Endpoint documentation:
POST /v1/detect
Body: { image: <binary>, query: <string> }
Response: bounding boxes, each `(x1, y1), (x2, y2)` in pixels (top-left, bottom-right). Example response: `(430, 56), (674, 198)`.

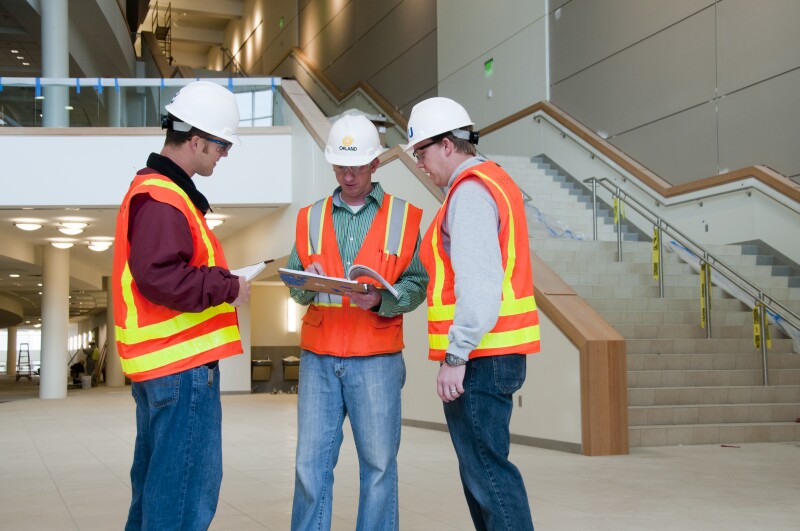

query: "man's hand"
(348, 284), (382, 311)
(306, 262), (325, 276)
(437, 364), (466, 403)
(231, 276), (251, 307)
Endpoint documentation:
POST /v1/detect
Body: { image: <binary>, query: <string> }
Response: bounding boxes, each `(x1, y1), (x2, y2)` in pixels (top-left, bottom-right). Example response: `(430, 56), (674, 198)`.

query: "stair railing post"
(759, 298), (770, 386)
(615, 186), (622, 262)
(657, 223), (664, 299)
(590, 178), (598, 241)
(703, 257), (712, 339)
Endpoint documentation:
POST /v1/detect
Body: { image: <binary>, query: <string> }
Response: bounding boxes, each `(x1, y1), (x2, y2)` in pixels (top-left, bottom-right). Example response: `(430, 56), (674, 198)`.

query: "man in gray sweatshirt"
(404, 97), (540, 531)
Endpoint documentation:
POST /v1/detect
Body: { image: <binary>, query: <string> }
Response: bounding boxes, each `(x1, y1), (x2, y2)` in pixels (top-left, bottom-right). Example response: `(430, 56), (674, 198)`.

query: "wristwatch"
(444, 353), (468, 367)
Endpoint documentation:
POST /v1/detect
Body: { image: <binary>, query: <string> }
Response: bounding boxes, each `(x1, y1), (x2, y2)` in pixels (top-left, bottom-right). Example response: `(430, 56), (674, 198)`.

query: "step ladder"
(16, 342), (33, 382)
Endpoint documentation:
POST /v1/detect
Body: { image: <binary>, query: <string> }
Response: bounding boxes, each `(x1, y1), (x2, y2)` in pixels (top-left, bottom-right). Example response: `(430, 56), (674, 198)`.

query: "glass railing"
(0, 77), (281, 128)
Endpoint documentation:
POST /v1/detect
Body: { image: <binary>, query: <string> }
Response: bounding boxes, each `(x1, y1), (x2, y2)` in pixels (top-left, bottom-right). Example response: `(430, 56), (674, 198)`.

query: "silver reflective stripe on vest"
(385, 196), (407, 254)
(308, 199), (326, 255)
(313, 292), (343, 306)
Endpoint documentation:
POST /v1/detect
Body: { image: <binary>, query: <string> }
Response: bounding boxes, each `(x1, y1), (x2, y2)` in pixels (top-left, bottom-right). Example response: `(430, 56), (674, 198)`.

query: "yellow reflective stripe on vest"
(473, 169), (517, 302)
(430, 223), (446, 307)
(428, 295), (537, 322)
(116, 303), (237, 344)
(140, 178), (217, 266)
(121, 263), (139, 330)
(429, 325), (540, 351)
(119, 325), (240, 374)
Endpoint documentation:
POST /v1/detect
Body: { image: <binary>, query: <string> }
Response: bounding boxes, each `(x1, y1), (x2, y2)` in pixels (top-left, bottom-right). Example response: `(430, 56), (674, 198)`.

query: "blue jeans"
(443, 355), (534, 531)
(126, 364), (222, 531)
(291, 350), (405, 531)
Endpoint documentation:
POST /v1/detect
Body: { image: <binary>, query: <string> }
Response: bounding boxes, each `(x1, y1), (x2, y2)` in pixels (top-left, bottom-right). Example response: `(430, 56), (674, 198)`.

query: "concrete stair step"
(575, 284), (738, 300)
(605, 309), (752, 325)
(628, 421), (800, 447)
(627, 352), (800, 372)
(628, 402), (800, 426)
(627, 368), (800, 387)
(616, 323), (764, 340)
(626, 337), (795, 355)
(587, 297), (747, 312)
(628, 385), (800, 406)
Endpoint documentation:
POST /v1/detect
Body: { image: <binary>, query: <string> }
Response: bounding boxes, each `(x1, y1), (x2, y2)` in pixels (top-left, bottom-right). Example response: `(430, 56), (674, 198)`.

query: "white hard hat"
(325, 114), (385, 165)
(402, 97), (474, 152)
(165, 81), (241, 145)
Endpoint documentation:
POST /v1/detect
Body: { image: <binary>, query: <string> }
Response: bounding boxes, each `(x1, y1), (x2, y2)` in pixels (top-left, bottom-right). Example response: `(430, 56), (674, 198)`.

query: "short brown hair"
(164, 114), (203, 147)
(442, 127), (477, 156)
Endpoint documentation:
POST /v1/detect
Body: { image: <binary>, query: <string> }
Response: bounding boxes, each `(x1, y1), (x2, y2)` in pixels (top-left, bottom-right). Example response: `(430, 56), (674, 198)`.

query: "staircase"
(492, 154), (800, 447)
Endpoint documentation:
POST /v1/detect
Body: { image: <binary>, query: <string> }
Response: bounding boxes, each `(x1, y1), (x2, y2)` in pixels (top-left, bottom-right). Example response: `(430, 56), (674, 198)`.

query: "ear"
(189, 135), (203, 152)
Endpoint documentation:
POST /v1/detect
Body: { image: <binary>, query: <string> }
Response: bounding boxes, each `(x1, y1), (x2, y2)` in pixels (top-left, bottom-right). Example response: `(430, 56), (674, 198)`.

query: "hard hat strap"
(161, 114), (193, 133)
(451, 128), (480, 145)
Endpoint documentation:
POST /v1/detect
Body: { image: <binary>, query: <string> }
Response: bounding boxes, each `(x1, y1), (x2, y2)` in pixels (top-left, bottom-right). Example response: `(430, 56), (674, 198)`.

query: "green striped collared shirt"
(286, 182), (428, 317)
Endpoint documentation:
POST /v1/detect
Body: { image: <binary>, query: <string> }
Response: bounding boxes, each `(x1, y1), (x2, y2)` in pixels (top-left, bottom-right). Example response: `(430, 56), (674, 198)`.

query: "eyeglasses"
(333, 164), (371, 176)
(200, 136), (233, 154)
(412, 140), (440, 161)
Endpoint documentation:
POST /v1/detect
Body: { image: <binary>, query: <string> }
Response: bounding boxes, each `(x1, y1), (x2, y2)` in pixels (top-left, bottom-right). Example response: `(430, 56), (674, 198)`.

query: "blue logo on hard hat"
(408, 127), (413, 139)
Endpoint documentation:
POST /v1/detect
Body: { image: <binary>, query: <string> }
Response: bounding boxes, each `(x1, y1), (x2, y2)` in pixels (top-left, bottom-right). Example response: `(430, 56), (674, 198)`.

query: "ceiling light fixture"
(58, 221), (88, 235)
(51, 242), (74, 249)
(14, 222), (42, 231)
(88, 241), (113, 252)
(206, 219), (224, 229)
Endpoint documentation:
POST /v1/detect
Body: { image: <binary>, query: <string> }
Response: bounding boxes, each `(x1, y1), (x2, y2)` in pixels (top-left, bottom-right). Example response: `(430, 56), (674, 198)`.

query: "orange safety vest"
(295, 193), (422, 356)
(420, 161), (540, 361)
(112, 172), (243, 381)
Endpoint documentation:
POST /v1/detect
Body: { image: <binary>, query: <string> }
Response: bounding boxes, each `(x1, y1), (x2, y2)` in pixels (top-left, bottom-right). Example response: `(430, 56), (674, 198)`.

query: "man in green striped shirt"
(286, 114), (427, 531)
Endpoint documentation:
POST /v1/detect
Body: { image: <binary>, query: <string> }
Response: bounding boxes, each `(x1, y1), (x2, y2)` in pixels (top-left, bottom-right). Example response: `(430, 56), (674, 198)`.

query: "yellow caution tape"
(652, 228), (659, 280)
(700, 263), (707, 329)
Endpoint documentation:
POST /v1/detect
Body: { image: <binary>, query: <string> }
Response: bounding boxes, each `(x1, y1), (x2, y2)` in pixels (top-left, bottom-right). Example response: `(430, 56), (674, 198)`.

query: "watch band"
(445, 353), (468, 367)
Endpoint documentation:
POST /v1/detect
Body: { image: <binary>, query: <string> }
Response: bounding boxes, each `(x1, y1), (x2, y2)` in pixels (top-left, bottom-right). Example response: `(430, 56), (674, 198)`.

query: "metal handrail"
(531, 111), (800, 218)
(585, 176), (800, 385)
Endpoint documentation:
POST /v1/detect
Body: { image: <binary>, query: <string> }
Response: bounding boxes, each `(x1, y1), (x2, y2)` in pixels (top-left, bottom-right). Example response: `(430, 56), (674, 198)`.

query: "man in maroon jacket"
(115, 81), (250, 531)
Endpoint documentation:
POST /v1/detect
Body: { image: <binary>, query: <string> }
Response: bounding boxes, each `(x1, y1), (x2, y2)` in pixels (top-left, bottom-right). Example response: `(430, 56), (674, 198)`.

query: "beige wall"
(437, 0), (548, 128)
(218, 0), (437, 116)
(549, 0), (800, 183)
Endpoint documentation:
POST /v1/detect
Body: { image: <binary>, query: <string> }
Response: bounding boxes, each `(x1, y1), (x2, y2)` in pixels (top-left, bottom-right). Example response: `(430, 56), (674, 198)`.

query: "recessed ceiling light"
(22, 62), (30, 66)
(60, 222), (88, 229)
(58, 221), (88, 235)
(14, 222), (42, 231)
(16, 56), (23, 60)
(88, 241), (113, 252)
(11, 49), (18, 53)
(9, 274), (20, 278)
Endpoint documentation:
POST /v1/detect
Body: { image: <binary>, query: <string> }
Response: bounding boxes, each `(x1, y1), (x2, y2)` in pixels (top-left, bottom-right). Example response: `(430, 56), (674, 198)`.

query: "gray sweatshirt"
(441, 157), (505, 362)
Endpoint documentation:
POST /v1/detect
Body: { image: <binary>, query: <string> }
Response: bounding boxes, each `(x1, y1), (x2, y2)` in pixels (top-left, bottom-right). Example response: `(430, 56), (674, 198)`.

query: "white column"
(42, 0), (69, 128)
(6, 327), (17, 376)
(104, 277), (124, 387)
(107, 89), (122, 127)
(220, 305), (251, 393)
(40, 245), (70, 399)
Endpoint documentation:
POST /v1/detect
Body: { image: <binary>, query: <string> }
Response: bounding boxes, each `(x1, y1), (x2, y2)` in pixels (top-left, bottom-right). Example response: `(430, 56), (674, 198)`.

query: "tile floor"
(1, 376), (799, 530)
